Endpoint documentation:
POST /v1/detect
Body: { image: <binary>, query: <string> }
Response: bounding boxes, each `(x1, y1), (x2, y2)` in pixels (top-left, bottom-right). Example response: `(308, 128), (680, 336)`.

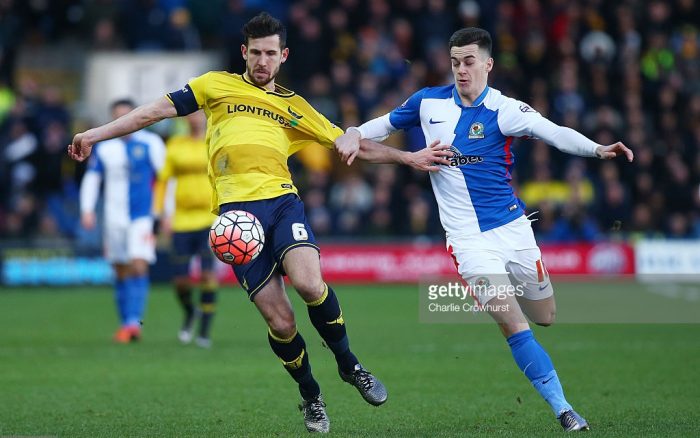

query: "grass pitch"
(0, 283), (698, 437)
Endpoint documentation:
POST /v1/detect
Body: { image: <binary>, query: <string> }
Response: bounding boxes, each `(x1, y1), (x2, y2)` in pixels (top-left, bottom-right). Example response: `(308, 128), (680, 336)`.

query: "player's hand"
(68, 131), (95, 162)
(402, 140), (453, 172)
(335, 128), (361, 166)
(595, 142), (633, 162)
(81, 212), (96, 230)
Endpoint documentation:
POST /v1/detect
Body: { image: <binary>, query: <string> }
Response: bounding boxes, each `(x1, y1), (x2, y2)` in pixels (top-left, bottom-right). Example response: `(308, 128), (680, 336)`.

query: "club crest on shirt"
(468, 122), (485, 139)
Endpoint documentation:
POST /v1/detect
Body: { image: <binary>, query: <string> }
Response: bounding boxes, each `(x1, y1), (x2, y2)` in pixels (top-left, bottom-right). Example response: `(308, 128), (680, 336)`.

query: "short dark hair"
(448, 27), (492, 55)
(242, 12), (287, 48)
(110, 98), (135, 111)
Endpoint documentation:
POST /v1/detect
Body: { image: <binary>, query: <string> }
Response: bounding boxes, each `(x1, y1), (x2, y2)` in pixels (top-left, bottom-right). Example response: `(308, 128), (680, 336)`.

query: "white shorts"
(104, 217), (156, 264)
(447, 215), (553, 304)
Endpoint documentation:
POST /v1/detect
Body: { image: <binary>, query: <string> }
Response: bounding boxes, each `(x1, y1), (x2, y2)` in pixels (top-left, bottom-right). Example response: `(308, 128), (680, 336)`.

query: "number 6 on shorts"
(292, 223), (308, 241)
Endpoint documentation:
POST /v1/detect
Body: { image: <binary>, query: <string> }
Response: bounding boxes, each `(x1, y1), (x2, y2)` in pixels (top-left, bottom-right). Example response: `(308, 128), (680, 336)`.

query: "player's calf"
(305, 283), (358, 373)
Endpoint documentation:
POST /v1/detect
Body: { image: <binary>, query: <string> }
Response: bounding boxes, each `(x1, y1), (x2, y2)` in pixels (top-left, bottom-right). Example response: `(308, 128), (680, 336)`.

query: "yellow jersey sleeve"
(187, 73), (209, 109)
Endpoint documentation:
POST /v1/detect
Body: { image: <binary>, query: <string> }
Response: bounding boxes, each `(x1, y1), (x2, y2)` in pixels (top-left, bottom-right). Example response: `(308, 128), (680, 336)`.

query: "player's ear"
(485, 57), (494, 73)
(280, 47), (289, 64)
(241, 44), (248, 60)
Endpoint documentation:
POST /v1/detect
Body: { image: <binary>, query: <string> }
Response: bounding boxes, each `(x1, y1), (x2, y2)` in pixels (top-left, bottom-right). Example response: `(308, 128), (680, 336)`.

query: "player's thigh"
(450, 244), (529, 334)
(219, 200), (277, 299)
(508, 248), (556, 325)
(127, 217), (156, 264)
(507, 248), (554, 300)
(104, 225), (129, 264)
(170, 231), (195, 277)
(449, 244), (508, 305)
(271, 195), (319, 262)
(252, 274), (296, 338)
(282, 246), (324, 301)
(271, 196), (322, 300)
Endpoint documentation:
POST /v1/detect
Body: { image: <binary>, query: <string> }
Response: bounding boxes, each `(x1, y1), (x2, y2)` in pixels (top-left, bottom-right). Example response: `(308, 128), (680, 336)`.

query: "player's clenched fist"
(67, 131), (94, 162)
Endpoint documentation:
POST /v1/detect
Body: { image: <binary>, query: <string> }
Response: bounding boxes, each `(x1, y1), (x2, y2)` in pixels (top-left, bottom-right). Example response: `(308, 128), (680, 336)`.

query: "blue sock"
(132, 274), (150, 324)
(114, 279), (128, 324)
(507, 329), (572, 416)
(123, 276), (140, 326)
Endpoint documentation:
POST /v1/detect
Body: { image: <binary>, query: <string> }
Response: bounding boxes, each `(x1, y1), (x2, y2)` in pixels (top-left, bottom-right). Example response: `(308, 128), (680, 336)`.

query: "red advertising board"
(213, 242), (635, 284)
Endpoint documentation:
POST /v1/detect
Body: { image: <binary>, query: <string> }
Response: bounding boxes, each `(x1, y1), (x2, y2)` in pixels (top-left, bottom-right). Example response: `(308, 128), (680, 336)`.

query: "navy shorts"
(219, 194), (318, 300)
(170, 228), (215, 277)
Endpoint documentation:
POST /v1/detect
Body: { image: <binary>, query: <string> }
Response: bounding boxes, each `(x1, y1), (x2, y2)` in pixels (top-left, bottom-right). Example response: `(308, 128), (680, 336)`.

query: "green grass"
(0, 283), (698, 437)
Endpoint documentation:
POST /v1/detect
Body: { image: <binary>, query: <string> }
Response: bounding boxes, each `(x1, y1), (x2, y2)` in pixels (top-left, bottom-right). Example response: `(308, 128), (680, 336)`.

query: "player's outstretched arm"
(528, 118), (634, 163)
(358, 139), (453, 172)
(68, 97), (177, 162)
(336, 114), (396, 165)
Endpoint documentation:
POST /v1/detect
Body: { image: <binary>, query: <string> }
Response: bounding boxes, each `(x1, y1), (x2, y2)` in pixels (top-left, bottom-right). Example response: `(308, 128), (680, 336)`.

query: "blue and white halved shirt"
(387, 85), (545, 237)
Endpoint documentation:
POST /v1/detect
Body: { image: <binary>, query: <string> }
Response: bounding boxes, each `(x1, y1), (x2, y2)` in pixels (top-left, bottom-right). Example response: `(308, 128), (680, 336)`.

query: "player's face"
(241, 35), (289, 89)
(450, 44), (493, 103)
(111, 104), (134, 120)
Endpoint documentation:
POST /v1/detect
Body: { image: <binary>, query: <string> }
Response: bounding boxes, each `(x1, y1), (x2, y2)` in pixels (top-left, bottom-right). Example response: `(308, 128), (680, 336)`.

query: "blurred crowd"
(1, 0), (699, 242)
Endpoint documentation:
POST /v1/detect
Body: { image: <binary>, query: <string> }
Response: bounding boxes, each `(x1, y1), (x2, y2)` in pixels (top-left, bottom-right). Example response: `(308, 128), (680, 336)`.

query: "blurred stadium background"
(0, 0), (699, 285)
(1, 0), (699, 436)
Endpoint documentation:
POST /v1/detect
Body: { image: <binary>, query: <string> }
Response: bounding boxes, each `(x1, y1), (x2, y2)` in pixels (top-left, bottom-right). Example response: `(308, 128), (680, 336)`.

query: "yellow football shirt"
(166, 72), (343, 212)
(154, 135), (215, 232)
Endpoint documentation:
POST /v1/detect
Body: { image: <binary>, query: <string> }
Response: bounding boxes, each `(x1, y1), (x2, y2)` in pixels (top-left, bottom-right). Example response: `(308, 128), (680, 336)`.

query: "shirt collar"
(452, 85), (490, 107)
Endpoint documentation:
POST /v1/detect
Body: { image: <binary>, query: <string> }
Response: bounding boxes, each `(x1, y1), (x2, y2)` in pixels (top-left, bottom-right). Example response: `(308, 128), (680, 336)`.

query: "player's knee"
(174, 276), (191, 289)
(534, 310), (556, 327)
(290, 277), (325, 302)
(268, 317), (297, 340)
(130, 259), (149, 276)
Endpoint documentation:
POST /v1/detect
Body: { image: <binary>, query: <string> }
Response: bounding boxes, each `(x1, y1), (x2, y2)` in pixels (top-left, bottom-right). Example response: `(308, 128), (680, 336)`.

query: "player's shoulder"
(484, 87), (536, 114)
(191, 71), (244, 92)
(418, 84), (454, 100)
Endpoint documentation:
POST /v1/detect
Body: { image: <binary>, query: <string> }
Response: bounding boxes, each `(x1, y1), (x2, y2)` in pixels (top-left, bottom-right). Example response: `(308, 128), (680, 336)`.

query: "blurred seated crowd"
(1, 0), (699, 242)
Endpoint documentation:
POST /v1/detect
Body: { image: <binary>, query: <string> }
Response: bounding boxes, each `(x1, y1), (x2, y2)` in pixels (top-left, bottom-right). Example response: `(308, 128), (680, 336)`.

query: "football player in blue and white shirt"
(80, 99), (165, 343)
(336, 28), (633, 432)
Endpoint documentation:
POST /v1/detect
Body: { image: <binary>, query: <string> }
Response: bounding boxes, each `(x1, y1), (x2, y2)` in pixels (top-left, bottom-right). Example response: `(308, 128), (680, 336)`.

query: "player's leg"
(112, 263), (129, 323)
(220, 198), (328, 432)
(507, 243), (588, 430)
(452, 240), (587, 431)
(252, 274), (328, 433)
(196, 229), (218, 347)
(282, 246), (358, 372)
(124, 217), (156, 340)
(275, 195), (386, 406)
(509, 251), (556, 326)
(105, 225), (134, 342)
(170, 231), (197, 343)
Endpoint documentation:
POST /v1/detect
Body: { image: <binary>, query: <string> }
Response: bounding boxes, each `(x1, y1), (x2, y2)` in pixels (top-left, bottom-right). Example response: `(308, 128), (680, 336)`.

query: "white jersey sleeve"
(498, 97), (599, 157)
(147, 133), (166, 172)
(79, 146), (104, 214)
(354, 113), (395, 141)
(80, 171), (102, 214)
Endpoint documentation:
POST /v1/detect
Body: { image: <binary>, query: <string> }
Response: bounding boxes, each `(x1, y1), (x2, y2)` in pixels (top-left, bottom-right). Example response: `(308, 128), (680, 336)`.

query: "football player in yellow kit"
(66, 12), (450, 433)
(154, 111), (218, 348)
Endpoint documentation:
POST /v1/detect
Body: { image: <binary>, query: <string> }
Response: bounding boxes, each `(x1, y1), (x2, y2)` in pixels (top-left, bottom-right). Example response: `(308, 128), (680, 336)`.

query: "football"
(209, 210), (265, 265)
